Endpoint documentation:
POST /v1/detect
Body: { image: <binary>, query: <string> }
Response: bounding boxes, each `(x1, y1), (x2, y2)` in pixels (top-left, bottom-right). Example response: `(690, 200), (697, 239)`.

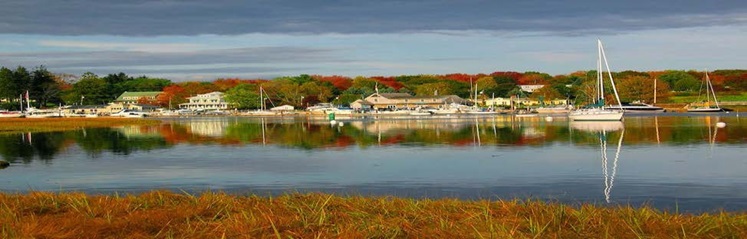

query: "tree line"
(1, 65), (746, 110)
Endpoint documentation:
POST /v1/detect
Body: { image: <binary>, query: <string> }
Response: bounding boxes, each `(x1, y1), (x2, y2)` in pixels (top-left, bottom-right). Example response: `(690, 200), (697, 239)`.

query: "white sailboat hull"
(687, 107), (724, 112)
(569, 109), (623, 121)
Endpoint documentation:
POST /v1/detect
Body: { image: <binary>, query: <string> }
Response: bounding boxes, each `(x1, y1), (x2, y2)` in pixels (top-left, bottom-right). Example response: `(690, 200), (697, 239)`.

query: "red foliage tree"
(315, 75), (353, 91)
(156, 84), (187, 108)
(370, 76), (404, 90)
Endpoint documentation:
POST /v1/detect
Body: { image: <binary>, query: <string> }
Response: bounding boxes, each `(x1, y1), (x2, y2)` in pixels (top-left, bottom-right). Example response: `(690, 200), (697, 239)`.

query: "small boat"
(569, 40), (624, 121)
(111, 110), (148, 117)
(535, 105), (573, 114)
(24, 108), (62, 118)
(0, 110), (24, 118)
(686, 71), (726, 112)
(409, 110), (433, 116)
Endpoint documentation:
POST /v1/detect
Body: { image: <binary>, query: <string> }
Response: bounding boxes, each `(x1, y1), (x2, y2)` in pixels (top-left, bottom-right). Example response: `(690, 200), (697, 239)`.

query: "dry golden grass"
(1, 191), (746, 238)
(0, 118), (160, 134)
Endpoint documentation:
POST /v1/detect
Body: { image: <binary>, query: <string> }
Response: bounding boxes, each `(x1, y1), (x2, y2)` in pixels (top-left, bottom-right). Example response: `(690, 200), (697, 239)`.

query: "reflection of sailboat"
(570, 121), (624, 203)
(570, 121), (624, 132)
(600, 129), (624, 203)
(569, 40), (624, 121)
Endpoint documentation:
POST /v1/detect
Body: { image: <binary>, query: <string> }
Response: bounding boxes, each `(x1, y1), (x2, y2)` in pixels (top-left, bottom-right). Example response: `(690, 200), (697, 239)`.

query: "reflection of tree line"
(0, 117), (743, 162)
(0, 128), (171, 163)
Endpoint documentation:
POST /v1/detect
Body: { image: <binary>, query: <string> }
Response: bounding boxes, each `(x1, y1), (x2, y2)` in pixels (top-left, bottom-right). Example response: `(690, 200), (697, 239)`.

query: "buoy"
(330, 120), (337, 126)
(545, 116), (553, 122)
(716, 122), (726, 128)
(338, 121), (344, 127)
(0, 160), (9, 168)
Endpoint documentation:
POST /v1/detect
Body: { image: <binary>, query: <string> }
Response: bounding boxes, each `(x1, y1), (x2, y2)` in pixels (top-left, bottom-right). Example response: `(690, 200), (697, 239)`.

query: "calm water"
(1, 114), (746, 212)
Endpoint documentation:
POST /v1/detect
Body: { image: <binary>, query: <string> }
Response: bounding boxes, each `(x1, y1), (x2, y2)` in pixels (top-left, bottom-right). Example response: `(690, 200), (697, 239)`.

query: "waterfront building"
(178, 92), (229, 111)
(115, 91), (162, 105)
(362, 93), (468, 110)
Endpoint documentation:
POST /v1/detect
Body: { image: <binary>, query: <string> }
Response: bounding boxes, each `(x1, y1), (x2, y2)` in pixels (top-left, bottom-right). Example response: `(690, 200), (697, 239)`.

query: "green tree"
(116, 76), (171, 92)
(0, 67), (16, 100)
(224, 84), (260, 110)
(30, 66), (61, 107)
(72, 72), (108, 105)
(414, 82), (453, 96)
(659, 71), (698, 91)
(491, 75), (519, 98)
(103, 72), (132, 100)
(12, 66), (31, 96)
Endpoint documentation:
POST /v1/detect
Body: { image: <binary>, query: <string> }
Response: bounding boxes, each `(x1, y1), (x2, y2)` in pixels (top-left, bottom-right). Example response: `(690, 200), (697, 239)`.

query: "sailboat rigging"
(568, 40), (624, 121)
(686, 71), (726, 112)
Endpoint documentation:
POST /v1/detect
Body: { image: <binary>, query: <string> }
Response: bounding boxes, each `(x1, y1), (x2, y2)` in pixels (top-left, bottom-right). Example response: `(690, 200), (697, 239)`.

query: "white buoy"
(545, 116), (553, 122)
(338, 121), (344, 127)
(716, 122), (726, 128)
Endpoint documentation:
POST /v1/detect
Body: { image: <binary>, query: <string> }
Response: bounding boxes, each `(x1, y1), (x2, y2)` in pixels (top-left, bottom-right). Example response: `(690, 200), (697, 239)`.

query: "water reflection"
(0, 115), (744, 163)
(571, 122), (625, 203)
(2, 115), (747, 212)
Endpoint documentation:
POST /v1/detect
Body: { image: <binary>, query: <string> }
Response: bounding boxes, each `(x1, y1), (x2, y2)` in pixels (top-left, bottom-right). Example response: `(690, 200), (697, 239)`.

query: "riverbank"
(0, 191), (745, 238)
(0, 117), (161, 134)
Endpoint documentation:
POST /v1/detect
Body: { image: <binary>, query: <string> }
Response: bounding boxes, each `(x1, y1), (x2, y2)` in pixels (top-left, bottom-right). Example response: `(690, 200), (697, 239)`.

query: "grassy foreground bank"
(1, 191), (746, 238)
(0, 118), (160, 134)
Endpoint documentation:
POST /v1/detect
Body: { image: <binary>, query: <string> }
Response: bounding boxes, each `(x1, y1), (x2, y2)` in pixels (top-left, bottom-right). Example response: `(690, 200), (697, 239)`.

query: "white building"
(519, 85), (545, 93)
(178, 92), (229, 110)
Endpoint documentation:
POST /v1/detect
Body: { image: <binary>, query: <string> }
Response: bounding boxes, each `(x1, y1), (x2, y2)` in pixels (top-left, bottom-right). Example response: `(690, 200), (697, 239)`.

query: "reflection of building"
(187, 120), (229, 137)
(179, 92), (229, 110)
(362, 93), (468, 110)
(114, 126), (162, 138)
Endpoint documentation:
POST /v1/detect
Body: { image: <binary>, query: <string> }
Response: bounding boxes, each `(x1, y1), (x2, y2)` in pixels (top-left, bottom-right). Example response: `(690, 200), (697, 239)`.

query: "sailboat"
(246, 86), (278, 116)
(465, 78), (499, 115)
(686, 71), (725, 112)
(569, 40), (624, 121)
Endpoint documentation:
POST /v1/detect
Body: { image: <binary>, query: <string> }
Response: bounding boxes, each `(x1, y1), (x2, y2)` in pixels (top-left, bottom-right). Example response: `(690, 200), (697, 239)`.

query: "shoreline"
(1, 191), (745, 238)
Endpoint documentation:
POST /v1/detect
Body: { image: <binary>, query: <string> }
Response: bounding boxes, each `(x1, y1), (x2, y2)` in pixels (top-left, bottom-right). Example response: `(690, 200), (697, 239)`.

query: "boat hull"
(605, 104), (664, 113)
(687, 108), (724, 112)
(569, 109), (623, 121)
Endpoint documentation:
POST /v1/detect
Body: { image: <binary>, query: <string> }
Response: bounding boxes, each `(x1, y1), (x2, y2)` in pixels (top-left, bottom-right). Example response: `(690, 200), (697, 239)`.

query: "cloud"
(0, 46), (338, 68)
(38, 40), (201, 52)
(1, 0), (745, 36)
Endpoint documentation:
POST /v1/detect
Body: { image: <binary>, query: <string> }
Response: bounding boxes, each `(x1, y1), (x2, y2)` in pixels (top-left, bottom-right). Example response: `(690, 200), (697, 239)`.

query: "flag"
(25, 90), (29, 101)
(375, 82), (379, 94)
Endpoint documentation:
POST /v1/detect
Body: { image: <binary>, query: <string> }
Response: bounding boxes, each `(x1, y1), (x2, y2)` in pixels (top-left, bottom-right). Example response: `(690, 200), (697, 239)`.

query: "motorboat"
(605, 102), (664, 113)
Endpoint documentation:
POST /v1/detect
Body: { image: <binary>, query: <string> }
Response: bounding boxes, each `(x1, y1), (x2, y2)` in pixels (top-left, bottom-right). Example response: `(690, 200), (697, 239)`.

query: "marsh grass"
(1, 191), (746, 238)
(0, 118), (160, 134)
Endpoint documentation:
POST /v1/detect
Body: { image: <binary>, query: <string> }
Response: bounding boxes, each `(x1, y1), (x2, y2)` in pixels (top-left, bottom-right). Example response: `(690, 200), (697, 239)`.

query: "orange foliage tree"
(314, 75), (353, 91)
(370, 76), (404, 90)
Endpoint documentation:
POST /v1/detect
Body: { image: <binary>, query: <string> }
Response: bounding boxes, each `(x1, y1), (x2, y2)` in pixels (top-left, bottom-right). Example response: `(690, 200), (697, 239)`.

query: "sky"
(1, 0), (746, 81)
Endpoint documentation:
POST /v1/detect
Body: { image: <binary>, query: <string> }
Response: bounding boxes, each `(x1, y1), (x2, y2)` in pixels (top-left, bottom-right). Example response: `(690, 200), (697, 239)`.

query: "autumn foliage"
(2, 191), (746, 238)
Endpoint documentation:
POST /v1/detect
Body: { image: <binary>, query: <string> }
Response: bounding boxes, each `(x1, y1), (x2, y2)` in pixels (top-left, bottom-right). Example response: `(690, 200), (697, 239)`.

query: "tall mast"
(706, 71), (720, 108)
(260, 86), (265, 111)
(598, 39), (623, 110)
(653, 78), (657, 105)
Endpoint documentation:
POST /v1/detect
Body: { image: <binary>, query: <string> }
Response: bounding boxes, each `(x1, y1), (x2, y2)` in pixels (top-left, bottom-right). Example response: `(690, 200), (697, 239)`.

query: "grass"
(668, 92), (747, 103)
(0, 191), (746, 238)
(0, 118), (161, 134)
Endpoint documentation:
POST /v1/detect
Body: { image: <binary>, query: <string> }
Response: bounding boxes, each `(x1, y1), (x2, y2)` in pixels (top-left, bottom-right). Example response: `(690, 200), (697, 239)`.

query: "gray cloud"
(0, 46), (337, 68)
(1, 0), (745, 36)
